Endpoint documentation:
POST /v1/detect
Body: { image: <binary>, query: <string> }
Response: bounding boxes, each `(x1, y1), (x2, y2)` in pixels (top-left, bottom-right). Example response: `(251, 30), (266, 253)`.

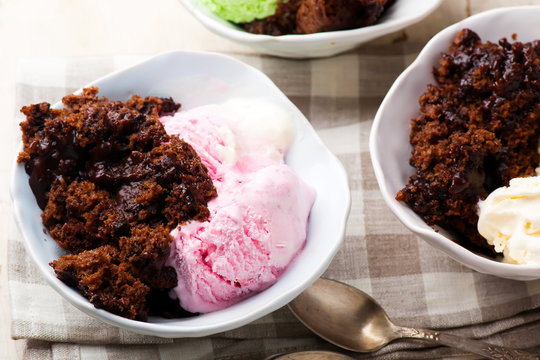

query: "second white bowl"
(370, 6), (540, 281)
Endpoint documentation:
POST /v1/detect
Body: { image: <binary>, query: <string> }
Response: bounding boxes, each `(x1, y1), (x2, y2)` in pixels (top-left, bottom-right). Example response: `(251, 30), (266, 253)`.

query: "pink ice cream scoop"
(161, 99), (315, 313)
(168, 163), (314, 313)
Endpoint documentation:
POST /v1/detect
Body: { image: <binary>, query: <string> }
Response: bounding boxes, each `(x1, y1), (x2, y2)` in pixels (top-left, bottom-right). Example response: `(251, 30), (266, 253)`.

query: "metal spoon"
(288, 278), (540, 360)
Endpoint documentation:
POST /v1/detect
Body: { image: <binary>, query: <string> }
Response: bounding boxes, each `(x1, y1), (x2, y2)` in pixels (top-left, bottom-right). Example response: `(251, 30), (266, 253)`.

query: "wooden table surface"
(1, 0), (539, 358)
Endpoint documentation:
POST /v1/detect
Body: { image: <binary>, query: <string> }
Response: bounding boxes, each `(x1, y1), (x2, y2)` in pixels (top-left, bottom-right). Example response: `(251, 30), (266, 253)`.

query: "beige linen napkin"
(9, 48), (540, 360)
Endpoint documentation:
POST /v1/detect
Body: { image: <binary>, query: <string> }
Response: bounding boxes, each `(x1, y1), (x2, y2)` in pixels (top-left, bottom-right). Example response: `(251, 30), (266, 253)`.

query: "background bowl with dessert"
(178, 0), (443, 58)
(10, 51), (351, 337)
(370, 6), (540, 281)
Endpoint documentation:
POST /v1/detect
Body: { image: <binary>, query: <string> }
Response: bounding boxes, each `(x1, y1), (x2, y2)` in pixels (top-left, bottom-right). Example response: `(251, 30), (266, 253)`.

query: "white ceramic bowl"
(179, 0), (443, 58)
(370, 6), (540, 281)
(10, 51), (351, 337)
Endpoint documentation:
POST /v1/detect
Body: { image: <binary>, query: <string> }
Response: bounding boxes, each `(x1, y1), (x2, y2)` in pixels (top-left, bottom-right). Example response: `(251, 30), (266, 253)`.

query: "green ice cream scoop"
(200, 0), (279, 23)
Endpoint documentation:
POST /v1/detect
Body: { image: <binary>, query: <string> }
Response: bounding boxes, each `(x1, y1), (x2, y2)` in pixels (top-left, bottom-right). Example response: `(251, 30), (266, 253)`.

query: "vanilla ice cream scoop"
(478, 176), (540, 265)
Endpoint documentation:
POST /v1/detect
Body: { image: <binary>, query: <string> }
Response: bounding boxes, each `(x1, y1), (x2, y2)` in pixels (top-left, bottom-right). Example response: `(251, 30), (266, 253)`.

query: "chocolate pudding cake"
(242, 0), (392, 35)
(396, 29), (540, 253)
(18, 87), (217, 320)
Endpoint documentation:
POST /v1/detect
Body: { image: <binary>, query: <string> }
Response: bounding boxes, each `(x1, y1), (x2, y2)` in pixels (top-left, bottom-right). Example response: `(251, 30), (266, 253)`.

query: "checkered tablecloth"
(8, 47), (540, 359)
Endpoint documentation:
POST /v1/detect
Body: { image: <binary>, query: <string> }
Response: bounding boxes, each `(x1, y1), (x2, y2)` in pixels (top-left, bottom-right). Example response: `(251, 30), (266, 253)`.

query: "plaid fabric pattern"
(8, 48), (540, 360)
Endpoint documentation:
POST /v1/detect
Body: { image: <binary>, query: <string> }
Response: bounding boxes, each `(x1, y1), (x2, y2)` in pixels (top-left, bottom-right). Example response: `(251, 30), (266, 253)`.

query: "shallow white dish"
(179, 0), (442, 58)
(370, 6), (540, 281)
(10, 51), (351, 337)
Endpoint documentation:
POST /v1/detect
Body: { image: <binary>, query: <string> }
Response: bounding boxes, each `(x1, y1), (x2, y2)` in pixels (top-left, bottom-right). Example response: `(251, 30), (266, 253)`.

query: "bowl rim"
(178, 0), (444, 44)
(369, 5), (540, 279)
(10, 50), (352, 337)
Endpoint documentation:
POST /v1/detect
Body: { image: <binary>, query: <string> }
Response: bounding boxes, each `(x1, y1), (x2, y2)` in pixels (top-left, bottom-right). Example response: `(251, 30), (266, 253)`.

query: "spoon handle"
(397, 327), (539, 360)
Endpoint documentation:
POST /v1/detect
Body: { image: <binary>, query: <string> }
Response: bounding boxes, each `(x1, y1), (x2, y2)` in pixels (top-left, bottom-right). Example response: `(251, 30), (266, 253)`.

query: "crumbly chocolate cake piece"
(396, 29), (540, 252)
(51, 245), (150, 321)
(242, 0), (389, 35)
(42, 178), (122, 253)
(18, 87), (217, 320)
(242, 0), (302, 36)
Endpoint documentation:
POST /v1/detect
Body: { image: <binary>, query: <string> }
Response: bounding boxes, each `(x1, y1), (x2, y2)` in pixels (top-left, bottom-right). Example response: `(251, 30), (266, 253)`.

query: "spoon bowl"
(288, 277), (397, 352)
(265, 350), (354, 360)
(288, 278), (539, 360)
